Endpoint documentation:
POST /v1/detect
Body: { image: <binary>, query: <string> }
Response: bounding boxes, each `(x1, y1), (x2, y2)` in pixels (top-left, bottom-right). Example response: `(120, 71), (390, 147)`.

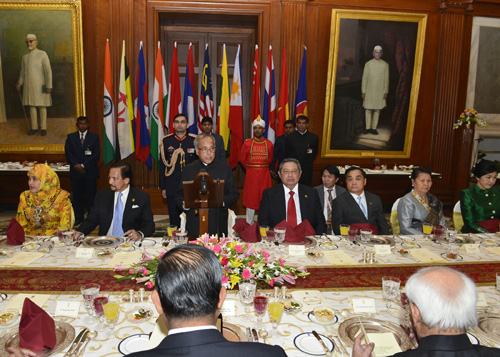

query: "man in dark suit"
(270, 119), (295, 180)
(201, 116), (225, 162)
(331, 166), (389, 235)
(285, 115), (318, 186)
(64, 116), (100, 225)
(127, 244), (287, 357)
(315, 165), (346, 233)
(259, 158), (326, 234)
(75, 162), (154, 240)
(176, 134), (239, 236)
(353, 267), (500, 357)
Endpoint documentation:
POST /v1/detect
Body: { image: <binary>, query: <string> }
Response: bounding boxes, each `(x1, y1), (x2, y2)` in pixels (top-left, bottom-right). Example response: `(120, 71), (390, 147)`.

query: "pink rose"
(129, 268), (135, 275)
(234, 245), (243, 254)
(249, 261), (255, 267)
(209, 237), (218, 243)
(242, 268), (251, 280)
(213, 244), (222, 253)
(262, 250), (269, 258)
(265, 257), (269, 264)
(146, 281), (154, 289)
(269, 278), (275, 287)
(221, 257), (229, 266)
(279, 258), (284, 266)
(222, 276), (229, 284)
(143, 269), (148, 276)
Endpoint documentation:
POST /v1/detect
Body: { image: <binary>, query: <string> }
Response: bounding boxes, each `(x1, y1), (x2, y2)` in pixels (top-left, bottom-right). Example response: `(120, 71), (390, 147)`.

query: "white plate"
(467, 332), (479, 345)
(308, 311), (338, 326)
(134, 238), (156, 247)
(118, 334), (150, 355)
(294, 332), (334, 355)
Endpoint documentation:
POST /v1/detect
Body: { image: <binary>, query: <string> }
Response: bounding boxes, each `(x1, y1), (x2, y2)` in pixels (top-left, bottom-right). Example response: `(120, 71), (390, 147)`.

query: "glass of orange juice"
(103, 301), (120, 330)
(268, 298), (284, 333)
(260, 226), (269, 238)
(340, 224), (350, 237)
(422, 223), (433, 237)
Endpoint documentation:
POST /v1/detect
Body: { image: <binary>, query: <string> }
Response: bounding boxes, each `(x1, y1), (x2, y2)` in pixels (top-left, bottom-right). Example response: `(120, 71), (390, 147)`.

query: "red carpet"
(2, 262), (498, 293)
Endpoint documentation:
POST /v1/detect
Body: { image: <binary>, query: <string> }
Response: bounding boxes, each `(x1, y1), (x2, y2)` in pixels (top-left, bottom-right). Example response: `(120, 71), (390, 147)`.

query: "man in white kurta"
(16, 34), (52, 136)
(361, 45), (389, 135)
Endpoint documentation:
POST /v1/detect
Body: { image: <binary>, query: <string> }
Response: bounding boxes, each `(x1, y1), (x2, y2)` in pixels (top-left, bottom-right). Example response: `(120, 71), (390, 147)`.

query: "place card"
(462, 244), (480, 254)
(374, 245), (391, 256)
(75, 248), (94, 259)
(477, 292), (487, 307)
(7, 294), (51, 313)
(108, 252), (141, 267)
(220, 300), (235, 316)
(55, 301), (80, 318)
(351, 297), (377, 313)
(323, 250), (356, 265)
(0, 252), (45, 267)
(409, 248), (446, 263)
(367, 332), (402, 356)
(485, 247), (500, 256)
(288, 245), (305, 256)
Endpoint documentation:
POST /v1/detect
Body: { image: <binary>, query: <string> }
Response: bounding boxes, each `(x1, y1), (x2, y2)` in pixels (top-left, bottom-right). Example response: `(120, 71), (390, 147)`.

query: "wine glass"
(81, 283), (100, 317)
(268, 298), (284, 335)
(433, 226), (445, 240)
(103, 301), (120, 331)
(360, 229), (372, 252)
(238, 280), (256, 321)
(93, 294), (109, 329)
(253, 295), (268, 329)
(265, 230), (275, 249)
(446, 229), (457, 251)
(348, 228), (358, 242)
(274, 228), (286, 253)
(382, 276), (401, 309)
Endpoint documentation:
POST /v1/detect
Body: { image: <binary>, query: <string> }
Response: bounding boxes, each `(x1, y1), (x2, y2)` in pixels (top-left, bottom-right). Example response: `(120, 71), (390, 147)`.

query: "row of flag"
(102, 40), (308, 170)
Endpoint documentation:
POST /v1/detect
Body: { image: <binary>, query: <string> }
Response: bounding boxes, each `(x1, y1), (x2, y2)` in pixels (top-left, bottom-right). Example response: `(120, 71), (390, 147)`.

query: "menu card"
(375, 245), (391, 256)
(323, 250), (356, 265)
(367, 332), (402, 356)
(351, 297), (377, 313)
(288, 245), (305, 256)
(462, 244), (480, 254)
(409, 248), (446, 263)
(291, 290), (325, 310)
(108, 252), (141, 267)
(0, 252), (45, 267)
(485, 247), (500, 256)
(7, 294), (51, 312)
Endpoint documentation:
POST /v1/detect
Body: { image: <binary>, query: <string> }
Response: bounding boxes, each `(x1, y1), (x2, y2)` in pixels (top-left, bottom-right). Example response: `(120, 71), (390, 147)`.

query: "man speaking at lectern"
(176, 134), (239, 236)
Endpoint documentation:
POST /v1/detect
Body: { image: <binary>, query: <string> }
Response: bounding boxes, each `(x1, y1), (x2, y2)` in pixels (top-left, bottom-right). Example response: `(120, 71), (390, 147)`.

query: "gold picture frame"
(322, 10), (426, 158)
(0, 0), (85, 154)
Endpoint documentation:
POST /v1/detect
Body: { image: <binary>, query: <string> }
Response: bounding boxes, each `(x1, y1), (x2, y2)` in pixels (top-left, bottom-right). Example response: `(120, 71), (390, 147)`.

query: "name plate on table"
(220, 300), (235, 316)
(108, 252), (141, 267)
(7, 294), (51, 312)
(0, 252), (45, 267)
(477, 293), (487, 307)
(375, 245), (391, 256)
(288, 245), (305, 256)
(55, 301), (80, 318)
(323, 250), (356, 265)
(462, 244), (479, 254)
(351, 298), (377, 313)
(409, 248), (446, 263)
(75, 248), (94, 259)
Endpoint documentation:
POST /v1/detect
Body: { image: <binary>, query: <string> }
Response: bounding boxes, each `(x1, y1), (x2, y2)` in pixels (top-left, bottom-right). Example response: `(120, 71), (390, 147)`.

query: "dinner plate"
(0, 236), (37, 248)
(338, 317), (410, 350)
(396, 235), (415, 241)
(118, 334), (150, 355)
(440, 253), (463, 261)
(307, 311), (338, 326)
(482, 238), (499, 247)
(294, 332), (334, 355)
(355, 235), (395, 247)
(82, 236), (124, 248)
(222, 323), (247, 342)
(0, 321), (75, 357)
(474, 313), (500, 342)
(282, 237), (316, 247)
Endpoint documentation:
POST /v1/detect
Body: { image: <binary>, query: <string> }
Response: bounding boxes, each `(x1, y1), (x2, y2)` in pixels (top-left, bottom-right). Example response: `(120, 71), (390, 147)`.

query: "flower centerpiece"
(453, 108), (487, 129)
(114, 234), (309, 289)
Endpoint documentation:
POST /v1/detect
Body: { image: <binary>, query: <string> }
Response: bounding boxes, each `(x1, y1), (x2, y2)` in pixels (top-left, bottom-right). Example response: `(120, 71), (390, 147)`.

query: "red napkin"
(19, 298), (56, 351)
(478, 219), (500, 233)
(349, 223), (379, 235)
(275, 219), (315, 243)
(6, 217), (25, 245)
(232, 219), (261, 242)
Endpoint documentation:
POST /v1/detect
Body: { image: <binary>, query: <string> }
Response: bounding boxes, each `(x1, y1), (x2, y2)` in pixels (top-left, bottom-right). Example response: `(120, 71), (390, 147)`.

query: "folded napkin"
(232, 219), (261, 242)
(19, 298), (56, 351)
(349, 223), (379, 235)
(478, 219), (500, 233)
(6, 217), (25, 245)
(275, 219), (315, 243)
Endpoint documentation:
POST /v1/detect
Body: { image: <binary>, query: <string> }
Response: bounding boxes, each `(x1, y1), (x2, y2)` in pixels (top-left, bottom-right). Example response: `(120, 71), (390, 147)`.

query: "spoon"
(74, 330), (97, 356)
(258, 329), (268, 344)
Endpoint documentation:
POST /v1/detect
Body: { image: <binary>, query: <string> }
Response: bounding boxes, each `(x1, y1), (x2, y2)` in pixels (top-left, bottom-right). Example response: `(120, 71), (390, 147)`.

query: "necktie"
(357, 195), (368, 219)
(112, 192), (124, 237)
(287, 191), (297, 228)
(327, 189), (333, 218)
(80, 133), (84, 145)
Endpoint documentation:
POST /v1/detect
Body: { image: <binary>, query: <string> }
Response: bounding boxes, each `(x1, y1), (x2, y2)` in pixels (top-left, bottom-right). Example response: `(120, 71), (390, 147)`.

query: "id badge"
(307, 148), (313, 154)
(85, 150), (92, 155)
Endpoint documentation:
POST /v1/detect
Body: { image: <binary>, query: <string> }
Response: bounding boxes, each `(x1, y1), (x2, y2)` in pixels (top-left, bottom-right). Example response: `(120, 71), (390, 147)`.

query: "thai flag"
(294, 47), (308, 120)
(183, 43), (197, 134)
(199, 44), (214, 132)
(263, 45), (276, 143)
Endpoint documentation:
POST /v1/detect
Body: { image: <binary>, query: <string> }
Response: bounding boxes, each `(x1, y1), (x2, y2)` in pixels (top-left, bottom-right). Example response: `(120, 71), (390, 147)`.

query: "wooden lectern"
(183, 170), (225, 235)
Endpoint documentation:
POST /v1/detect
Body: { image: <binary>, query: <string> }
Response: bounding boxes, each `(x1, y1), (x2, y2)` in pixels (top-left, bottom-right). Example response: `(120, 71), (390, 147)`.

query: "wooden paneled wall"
(7, 0), (499, 213)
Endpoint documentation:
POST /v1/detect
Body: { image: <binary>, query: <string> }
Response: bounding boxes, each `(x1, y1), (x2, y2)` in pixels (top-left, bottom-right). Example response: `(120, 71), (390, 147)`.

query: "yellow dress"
(16, 164), (72, 236)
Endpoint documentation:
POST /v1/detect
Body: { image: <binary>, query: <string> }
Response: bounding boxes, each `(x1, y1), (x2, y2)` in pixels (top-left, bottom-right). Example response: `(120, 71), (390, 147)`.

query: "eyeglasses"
(282, 170), (299, 175)
(199, 147), (215, 153)
(25, 40), (35, 44)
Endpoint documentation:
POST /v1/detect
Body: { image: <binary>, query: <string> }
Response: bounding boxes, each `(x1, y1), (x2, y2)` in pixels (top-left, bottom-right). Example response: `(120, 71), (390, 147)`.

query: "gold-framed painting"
(0, 0), (85, 154)
(322, 10), (426, 158)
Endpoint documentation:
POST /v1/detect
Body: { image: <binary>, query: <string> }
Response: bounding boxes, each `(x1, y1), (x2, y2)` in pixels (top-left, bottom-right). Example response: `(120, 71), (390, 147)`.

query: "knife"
(251, 328), (259, 342)
(312, 330), (331, 356)
(72, 329), (89, 356)
(64, 328), (87, 357)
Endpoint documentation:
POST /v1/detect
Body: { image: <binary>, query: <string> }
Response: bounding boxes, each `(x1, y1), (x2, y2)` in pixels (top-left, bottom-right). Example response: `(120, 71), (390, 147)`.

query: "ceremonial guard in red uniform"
(240, 117), (274, 223)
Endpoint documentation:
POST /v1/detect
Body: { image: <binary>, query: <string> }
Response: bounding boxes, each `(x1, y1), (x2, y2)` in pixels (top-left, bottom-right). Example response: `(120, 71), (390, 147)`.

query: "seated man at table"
(75, 162), (155, 240)
(331, 166), (389, 235)
(176, 134), (239, 236)
(315, 165), (346, 233)
(127, 244), (287, 356)
(258, 158), (326, 234)
(353, 266), (500, 356)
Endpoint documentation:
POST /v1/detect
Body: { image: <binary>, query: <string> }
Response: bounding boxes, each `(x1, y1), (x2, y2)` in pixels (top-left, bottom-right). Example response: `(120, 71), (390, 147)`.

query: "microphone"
(200, 169), (207, 194)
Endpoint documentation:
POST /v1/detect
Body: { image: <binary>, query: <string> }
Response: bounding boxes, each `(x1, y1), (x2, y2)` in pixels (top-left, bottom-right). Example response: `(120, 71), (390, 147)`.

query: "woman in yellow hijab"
(16, 164), (72, 235)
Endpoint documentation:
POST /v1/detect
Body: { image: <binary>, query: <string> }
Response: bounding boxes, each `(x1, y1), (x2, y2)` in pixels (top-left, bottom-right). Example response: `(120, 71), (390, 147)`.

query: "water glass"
(238, 280), (257, 320)
(360, 230), (372, 251)
(274, 228), (286, 252)
(382, 276), (401, 308)
(265, 230), (275, 248)
(446, 229), (457, 244)
(81, 283), (100, 316)
(176, 231), (188, 245)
